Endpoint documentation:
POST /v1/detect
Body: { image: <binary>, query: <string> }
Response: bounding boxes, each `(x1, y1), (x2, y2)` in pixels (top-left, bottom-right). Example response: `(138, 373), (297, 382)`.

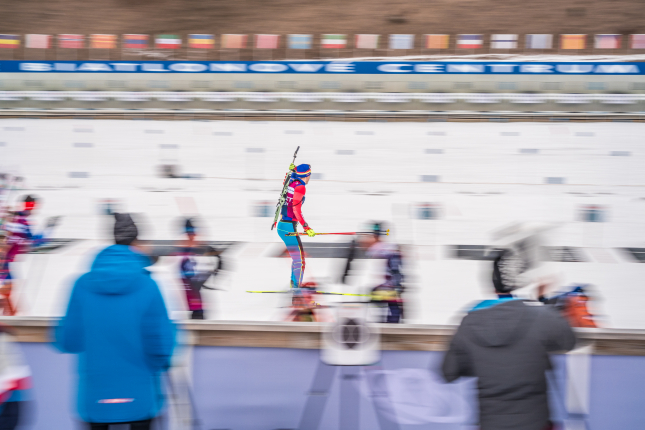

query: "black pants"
(0, 402), (20, 430)
(87, 419), (152, 430)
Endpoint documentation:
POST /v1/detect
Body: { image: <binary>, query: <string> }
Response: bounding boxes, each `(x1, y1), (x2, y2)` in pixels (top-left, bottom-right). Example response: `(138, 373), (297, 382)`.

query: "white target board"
(321, 303), (380, 366)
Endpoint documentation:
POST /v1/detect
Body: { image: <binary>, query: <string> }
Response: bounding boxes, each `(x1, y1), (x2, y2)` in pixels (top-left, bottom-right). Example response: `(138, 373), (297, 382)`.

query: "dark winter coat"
(442, 298), (576, 430)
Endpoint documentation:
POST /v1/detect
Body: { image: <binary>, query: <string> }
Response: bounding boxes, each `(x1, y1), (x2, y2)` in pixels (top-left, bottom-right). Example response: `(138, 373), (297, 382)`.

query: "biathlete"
(0, 195), (54, 316)
(277, 164), (316, 291)
(342, 222), (405, 323)
(365, 223), (405, 323)
(179, 218), (222, 320)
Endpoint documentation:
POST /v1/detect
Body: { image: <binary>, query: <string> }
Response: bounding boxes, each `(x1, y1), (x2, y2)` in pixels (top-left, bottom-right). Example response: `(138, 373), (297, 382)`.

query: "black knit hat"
(492, 249), (524, 294)
(114, 213), (138, 246)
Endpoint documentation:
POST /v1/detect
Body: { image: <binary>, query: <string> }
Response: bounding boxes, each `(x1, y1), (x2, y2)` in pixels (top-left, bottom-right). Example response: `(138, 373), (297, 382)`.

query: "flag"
(189, 34), (214, 49)
(561, 34), (586, 49)
(525, 34), (553, 49)
(389, 34), (414, 49)
(288, 34), (312, 49)
(0, 35), (19, 49)
(123, 34), (148, 49)
(425, 34), (449, 49)
(321, 34), (347, 48)
(355, 34), (379, 49)
(631, 34), (645, 49)
(255, 34), (279, 49)
(26, 34), (51, 49)
(58, 34), (84, 49)
(595, 34), (621, 49)
(457, 34), (483, 49)
(156, 34), (181, 49)
(90, 34), (117, 49)
(221, 34), (247, 49)
(491, 34), (517, 49)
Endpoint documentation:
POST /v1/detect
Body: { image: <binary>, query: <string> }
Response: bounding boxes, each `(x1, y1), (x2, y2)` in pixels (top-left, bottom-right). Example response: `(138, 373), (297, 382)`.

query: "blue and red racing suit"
(180, 251), (203, 313)
(277, 177), (309, 288)
(1, 213), (46, 281)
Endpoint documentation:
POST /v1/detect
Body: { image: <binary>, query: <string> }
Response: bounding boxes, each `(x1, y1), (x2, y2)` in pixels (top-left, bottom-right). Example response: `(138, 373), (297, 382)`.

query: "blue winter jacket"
(53, 245), (176, 423)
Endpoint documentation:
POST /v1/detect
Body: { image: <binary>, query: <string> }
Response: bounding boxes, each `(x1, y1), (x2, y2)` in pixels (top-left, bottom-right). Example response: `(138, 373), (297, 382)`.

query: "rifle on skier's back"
(271, 146), (300, 230)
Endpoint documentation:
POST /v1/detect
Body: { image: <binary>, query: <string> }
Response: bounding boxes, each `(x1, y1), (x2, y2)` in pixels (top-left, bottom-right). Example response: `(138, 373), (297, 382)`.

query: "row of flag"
(1, 33), (644, 50)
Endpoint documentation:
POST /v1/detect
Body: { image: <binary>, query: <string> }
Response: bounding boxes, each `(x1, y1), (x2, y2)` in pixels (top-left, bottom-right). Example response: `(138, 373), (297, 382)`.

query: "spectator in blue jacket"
(53, 213), (176, 430)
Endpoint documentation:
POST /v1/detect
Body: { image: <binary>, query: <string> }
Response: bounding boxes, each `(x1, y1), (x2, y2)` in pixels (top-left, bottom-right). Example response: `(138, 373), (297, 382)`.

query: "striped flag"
(425, 34), (449, 49)
(123, 34), (148, 49)
(221, 34), (247, 49)
(26, 34), (51, 49)
(631, 34), (645, 49)
(59, 34), (84, 49)
(561, 34), (586, 49)
(491, 34), (518, 49)
(156, 34), (181, 49)
(255, 34), (279, 49)
(189, 34), (215, 49)
(457, 34), (483, 49)
(595, 34), (621, 49)
(321, 34), (347, 48)
(0, 35), (19, 49)
(90, 34), (117, 49)
(288, 34), (312, 49)
(355, 34), (379, 49)
(526, 34), (553, 49)
(389, 34), (414, 49)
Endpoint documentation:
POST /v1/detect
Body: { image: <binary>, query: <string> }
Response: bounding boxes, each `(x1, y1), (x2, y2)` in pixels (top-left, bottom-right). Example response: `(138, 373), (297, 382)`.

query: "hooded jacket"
(53, 245), (176, 423)
(442, 299), (576, 430)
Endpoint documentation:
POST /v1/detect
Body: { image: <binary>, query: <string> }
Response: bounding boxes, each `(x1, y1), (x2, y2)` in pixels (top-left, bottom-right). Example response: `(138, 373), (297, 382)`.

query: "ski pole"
(0, 175), (21, 230)
(286, 229), (389, 237)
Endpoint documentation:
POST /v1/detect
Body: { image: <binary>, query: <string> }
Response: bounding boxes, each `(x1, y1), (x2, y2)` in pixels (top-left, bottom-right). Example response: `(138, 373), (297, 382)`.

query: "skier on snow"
(277, 164), (315, 291)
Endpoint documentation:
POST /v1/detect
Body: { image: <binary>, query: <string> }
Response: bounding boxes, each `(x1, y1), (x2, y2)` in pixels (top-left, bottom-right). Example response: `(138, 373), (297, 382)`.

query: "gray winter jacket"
(442, 299), (576, 430)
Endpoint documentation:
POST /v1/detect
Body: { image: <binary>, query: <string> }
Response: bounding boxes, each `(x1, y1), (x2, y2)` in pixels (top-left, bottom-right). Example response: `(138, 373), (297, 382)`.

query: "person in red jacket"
(277, 164), (315, 290)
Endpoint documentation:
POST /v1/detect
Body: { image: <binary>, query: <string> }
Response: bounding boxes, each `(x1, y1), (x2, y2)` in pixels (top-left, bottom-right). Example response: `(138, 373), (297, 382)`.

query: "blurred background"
(0, 1), (644, 429)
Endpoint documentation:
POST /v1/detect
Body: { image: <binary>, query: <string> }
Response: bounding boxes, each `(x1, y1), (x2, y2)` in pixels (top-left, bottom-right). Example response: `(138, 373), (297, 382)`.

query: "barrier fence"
(0, 91), (641, 103)
(4, 318), (645, 430)
(0, 91), (643, 119)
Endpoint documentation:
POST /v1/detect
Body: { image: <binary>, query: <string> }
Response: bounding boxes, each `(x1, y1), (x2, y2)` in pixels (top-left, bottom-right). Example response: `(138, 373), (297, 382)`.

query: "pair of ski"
(247, 288), (370, 297)
(285, 230), (388, 237)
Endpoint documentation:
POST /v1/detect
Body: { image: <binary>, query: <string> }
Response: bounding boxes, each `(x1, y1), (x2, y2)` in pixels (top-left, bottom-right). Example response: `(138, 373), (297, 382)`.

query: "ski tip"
(386, 229), (390, 236)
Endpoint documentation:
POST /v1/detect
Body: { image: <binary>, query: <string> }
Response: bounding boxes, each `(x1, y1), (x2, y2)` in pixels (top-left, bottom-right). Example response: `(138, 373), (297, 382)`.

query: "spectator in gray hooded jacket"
(442, 250), (576, 430)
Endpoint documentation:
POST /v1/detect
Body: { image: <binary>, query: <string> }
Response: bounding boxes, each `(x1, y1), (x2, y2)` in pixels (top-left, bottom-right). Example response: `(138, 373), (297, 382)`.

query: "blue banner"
(0, 60), (643, 75)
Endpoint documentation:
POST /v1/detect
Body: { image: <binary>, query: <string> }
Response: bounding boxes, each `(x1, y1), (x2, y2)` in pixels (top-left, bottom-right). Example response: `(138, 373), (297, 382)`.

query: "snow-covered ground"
(1, 119), (645, 328)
